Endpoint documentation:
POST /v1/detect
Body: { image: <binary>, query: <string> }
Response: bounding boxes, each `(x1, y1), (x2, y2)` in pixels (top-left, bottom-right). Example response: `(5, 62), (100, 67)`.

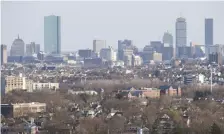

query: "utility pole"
(211, 67), (213, 93)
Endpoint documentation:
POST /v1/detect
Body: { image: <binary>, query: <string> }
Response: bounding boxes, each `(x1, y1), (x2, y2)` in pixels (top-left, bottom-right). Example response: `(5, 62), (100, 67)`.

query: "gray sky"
(1, 1), (224, 51)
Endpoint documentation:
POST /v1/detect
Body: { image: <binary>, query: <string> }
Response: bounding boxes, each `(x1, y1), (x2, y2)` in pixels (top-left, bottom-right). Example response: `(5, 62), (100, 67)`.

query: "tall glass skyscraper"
(205, 18), (213, 46)
(44, 15), (61, 54)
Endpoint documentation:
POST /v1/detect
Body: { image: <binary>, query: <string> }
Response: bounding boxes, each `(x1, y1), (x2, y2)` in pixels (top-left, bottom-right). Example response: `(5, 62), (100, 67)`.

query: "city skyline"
(1, 1), (224, 51)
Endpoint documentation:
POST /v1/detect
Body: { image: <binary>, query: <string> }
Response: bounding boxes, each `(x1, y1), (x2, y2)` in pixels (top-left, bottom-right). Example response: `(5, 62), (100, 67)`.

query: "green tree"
(210, 123), (221, 134)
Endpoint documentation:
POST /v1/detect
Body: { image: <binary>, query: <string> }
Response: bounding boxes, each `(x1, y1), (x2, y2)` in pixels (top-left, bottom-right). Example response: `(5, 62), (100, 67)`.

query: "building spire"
(18, 34), (20, 39)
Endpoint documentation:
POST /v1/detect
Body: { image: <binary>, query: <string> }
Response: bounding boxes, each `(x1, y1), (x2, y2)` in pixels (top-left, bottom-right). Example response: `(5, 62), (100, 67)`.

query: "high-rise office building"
(163, 31), (173, 47)
(10, 35), (25, 56)
(44, 15), (61, 54)
(176, 17), (187, 47)
(93, 40), (106, 53)
(1, 44), (7, 65)
(150, 41), (163, 53)
(100, 46), (116, 61)
(118, 39), (136, 60)
(78, 49), (93, 58)
(162, 47), (173, 61)
(26, 42), (40, 56)
(205, 18), (213, 46)
(205, 18), (213, 57)
(208, 44), (224, 65)
(176, 17), (187, 58)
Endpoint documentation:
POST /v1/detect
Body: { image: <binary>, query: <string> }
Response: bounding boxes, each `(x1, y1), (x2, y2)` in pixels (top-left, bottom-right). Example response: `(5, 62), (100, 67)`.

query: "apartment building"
(5, 75), (26, 93)
(5, 75), (33, 93)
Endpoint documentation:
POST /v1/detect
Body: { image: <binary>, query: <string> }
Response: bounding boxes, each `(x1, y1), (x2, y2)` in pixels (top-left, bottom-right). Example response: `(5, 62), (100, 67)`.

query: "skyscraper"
(44, 15), (61, 54)
(26, 42), (40, 56)
(176, 17), (187, 58)
(100, 46), (116, 61)
(1, 44), (7, 65)
(118, 39), (135, 60)
(10, 35), (25, 56)
(93, 40), (106, 54)
(163, 31), (173, 47)
(205, 18), (213, 46)
(176, 17), (187, 47)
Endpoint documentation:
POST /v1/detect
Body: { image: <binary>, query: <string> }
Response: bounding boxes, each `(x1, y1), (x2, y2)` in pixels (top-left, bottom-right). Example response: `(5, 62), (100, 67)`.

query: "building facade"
(152, 52), (162, 62)
(5, 75), (33, 93)
(176, 17), (187, 47)
(132, 55), (143, 66)
(150, 41), (163, 53)
(163, 31), (173, 47)
(162, 47), (173, 61)
(5, 75), (26, 93)
(100, 46), (116, 61)
(205, 18), (213, 57)
(1, 77), (6, 96)
(26, 42), (40, 56)
(205, 18), (213, 46)
(118, 39), (134, 60)
(208, 44), (224, 65)
(93, 40), (106, 53)
(32, 83), (59, 90)
(1, 44), (7, 65)
(177, 46), (192, 59)
(12, 102), (46, 117)
(176, 17), (187, 58)
(44, 15), (61, 54)
(10, 35), (25, 56)
(78, 49), (93, 58)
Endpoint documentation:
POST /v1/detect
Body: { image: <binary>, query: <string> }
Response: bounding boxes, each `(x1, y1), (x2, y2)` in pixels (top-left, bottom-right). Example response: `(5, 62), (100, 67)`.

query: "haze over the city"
(1, 1), (224, 51)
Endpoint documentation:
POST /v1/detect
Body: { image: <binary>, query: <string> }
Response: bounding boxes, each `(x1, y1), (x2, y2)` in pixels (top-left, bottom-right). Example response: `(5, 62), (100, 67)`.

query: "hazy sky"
(1, 1), (224, 51)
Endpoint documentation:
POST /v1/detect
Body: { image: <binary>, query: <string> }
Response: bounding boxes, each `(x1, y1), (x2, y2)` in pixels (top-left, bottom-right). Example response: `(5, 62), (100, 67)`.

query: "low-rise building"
(1, 102), (46, 118)
(119, 87), (160, 99)
(68, 90), (98, 95)
(159, 85), (182, 97)
(13, 102), (46, 117)
(141, 88), (161, 98)
(32, 83), (59, 90)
